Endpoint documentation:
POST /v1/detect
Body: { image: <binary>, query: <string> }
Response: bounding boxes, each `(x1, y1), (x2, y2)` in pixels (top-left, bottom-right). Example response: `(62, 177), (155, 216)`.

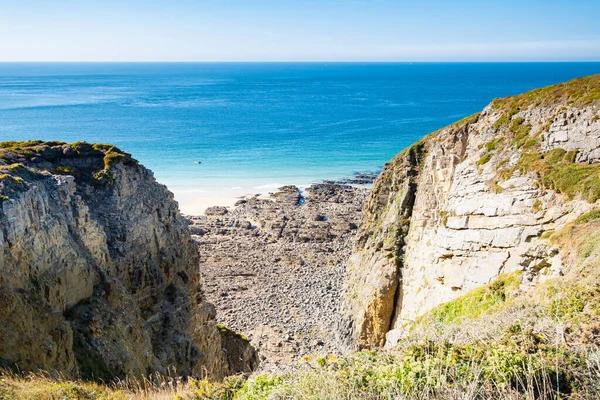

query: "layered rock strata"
(0, 141), (256, 380)
(341, 75), (600, 349)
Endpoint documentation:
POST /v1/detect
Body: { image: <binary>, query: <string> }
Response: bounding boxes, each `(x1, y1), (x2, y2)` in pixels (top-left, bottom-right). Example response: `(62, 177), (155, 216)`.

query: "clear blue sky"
(0, 0), (599, 62)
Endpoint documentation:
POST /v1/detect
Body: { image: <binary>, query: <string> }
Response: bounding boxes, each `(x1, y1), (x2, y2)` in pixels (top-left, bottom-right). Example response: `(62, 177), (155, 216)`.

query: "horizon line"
(1, 60), (600, 64)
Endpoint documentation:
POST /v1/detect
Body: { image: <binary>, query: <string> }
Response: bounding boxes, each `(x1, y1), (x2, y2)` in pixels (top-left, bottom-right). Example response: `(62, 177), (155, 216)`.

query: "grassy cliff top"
(491, 74), (600, 113)
(0, 141), (133, 200)
(0, 141), (126, 159)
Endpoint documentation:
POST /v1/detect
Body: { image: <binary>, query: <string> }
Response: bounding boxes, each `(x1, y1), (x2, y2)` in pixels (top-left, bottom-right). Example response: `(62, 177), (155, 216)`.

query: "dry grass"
(0, 370), (203, 400)
(3, 208), (600, 399)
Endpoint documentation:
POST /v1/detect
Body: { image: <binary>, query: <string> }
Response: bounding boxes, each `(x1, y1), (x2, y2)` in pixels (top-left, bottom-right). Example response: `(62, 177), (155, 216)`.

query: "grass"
(485, 137), (504, 152)
(512, 148), (600, 202)
(477, 153), (492, 166)
(0, 140), (129, 186)
(184, 338), (598, 399)
(216, 324), (249, 342)
(532, 199), (542, 213)
(491, 74), (600, 112)
(55, 165), (75, 175)
(0, 371), (130, 400)
(417, 272), (522, 326)
(484, 76), (600, 197)
(573, 209), (600, 225)
(3, 213), (600, 399)
(493, 115), (511, 129)
(103, 151), (125, 169)
(0, 171), (28, 200)
(509, 118), (534, 149)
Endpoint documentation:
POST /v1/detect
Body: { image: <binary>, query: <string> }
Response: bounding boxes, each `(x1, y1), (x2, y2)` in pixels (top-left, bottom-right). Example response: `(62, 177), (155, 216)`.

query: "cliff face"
(341, 75), (600, 349)
(0, 141), (257, 380)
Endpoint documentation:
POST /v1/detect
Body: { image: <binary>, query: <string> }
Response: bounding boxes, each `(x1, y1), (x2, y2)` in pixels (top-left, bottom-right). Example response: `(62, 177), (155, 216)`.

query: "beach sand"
(171, 185), (299, 215)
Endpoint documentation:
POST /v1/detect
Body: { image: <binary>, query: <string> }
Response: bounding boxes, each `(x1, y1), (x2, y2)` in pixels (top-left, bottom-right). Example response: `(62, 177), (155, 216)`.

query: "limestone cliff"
(0, 141), (257, 380)
(341, 74), (600, 349)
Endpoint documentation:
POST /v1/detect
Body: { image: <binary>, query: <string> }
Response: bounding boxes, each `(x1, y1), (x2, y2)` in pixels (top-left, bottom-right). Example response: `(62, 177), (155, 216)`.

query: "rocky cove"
(189, 183), (369, 371)
(1, 75), (600, 398)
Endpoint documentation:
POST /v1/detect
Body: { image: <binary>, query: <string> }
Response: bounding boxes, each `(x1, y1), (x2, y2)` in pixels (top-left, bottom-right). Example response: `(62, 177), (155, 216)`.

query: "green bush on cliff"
(103, 151), (125, 169)
(418, 271), (522, 326)
(513, 148), (600, 202)
(477, 153), (492, 165)
(491, 74), (600, 112)
(55, 166), (74, 175)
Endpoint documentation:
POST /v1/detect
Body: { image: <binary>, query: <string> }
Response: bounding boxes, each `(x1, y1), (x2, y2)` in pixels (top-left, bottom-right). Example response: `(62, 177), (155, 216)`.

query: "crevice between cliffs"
(386, 144), (426, 339)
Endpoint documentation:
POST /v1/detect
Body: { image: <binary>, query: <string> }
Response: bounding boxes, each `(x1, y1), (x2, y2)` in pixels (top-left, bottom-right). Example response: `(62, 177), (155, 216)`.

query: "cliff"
(0, 141), (257, 380)
(341, 74), (600, 349)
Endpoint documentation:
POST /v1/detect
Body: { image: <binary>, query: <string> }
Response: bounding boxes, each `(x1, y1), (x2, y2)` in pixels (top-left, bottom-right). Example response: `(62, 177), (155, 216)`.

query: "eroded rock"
(0, 141), (256, 381)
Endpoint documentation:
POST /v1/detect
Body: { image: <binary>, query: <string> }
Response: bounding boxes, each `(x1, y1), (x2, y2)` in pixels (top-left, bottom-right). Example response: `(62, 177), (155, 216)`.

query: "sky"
(0, 0), (599, 62)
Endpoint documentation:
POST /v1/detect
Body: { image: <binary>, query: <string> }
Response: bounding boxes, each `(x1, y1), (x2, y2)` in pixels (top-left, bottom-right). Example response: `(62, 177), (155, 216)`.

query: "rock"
(0, 141), (257, 381)
(205, 206), (229, 216)
(271, 186), (302, 205)
(340, 76), (600, 350)
(189, 183), (368, 372)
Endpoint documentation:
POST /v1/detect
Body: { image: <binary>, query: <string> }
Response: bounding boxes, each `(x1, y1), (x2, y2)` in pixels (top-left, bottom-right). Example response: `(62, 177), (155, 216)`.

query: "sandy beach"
(171, 184), (309, 215)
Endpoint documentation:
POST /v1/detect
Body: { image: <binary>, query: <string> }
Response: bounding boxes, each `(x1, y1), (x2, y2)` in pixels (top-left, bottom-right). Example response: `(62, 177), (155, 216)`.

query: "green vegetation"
(492, 181), (504, 193)
(185, 337), (594, 399)
(0, 172), (27, 200)
(449, 112), (481, 129)
(103, 150), (125, 169)
(92, 143), (119, 152)
(0, 140), (50, 150)
(0, 371), (131, 400)
(55, 166), (74, 175)
(510, 117), (534, 149)
(573, 208), (600, 225)
(418, 271), (522, 326)
(477, 153), (492, 165)
(485, 137), (504, 152)
(0, 140), (66, 159)
(491, 74), (600, 112)
(216, 324), (249, 342)
(512, 148), (600, 202)
(0, 140), (129, 185)
(493, 114), (511, 129)
(532, 198), (542, 213)
(484, 76), (600, 197)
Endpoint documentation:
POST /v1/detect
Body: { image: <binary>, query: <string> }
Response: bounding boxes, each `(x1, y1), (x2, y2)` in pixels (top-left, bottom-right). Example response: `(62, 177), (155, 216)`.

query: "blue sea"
(1, 62), (599, 212)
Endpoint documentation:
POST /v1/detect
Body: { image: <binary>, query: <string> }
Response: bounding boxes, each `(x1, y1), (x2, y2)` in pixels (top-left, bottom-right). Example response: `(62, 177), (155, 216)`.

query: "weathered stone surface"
(0, 142), (256, 381)
(339, 144), (427, 349)
(340, 77), (600, 349)
(188, 183), (368, 371)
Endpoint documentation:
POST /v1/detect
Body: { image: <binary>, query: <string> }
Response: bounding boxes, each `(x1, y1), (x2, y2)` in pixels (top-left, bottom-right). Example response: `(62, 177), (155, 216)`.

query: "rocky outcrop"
(341, 75), (600, 349)
(0, 141), (256, 381)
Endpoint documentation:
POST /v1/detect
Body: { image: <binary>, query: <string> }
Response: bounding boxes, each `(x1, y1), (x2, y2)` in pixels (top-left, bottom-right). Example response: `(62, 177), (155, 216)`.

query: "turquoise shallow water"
(1, 62), (600, 211)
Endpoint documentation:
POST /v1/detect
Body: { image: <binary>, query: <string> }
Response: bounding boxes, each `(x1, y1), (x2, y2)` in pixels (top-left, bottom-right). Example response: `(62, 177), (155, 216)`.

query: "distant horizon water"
(1, 62), (599, 213)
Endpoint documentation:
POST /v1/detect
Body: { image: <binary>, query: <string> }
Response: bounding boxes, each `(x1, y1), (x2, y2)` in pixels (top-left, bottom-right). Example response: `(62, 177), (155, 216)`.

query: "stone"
(339, 83), (600, 350)
(0, 142), (256, 381)
(188, 183), (368, 371)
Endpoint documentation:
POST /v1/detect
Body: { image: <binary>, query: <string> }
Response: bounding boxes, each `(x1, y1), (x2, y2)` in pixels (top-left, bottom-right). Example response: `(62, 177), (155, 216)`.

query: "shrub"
(478, 153), (492, 166)
(419, 272), (522, 326)
(55, 166), (74, 175)
(511, 148), (600, 203)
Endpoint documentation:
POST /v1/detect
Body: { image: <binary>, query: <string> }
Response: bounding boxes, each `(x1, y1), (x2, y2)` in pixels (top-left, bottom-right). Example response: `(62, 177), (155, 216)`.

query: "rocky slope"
(341, 74), (600, 349)
(0, 141), (256, 381)
(188, 184), (368, 370)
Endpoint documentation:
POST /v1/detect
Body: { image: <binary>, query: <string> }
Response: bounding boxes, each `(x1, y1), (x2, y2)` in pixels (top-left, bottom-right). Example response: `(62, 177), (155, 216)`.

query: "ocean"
(1, 62), (599, 213)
